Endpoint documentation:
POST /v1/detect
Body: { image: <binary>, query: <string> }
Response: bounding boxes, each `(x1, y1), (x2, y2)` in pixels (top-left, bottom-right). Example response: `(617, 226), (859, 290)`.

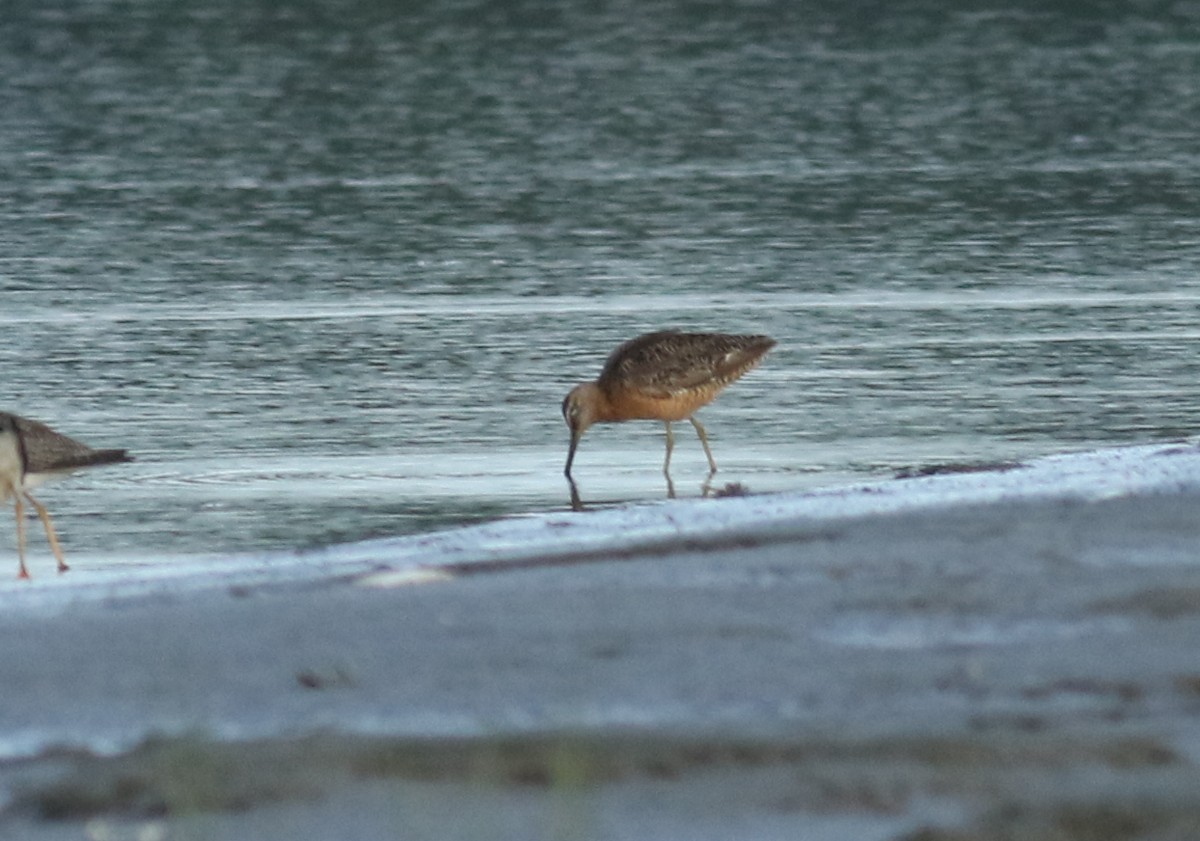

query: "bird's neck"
(581, 382), (619, 424)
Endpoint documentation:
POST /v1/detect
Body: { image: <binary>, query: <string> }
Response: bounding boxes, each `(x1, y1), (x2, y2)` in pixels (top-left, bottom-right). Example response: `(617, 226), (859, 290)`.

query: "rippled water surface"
(2, 0), (1199, 565)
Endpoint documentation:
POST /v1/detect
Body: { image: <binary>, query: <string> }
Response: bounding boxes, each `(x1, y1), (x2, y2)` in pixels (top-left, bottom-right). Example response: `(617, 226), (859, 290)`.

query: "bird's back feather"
(598, 331), (775, 399)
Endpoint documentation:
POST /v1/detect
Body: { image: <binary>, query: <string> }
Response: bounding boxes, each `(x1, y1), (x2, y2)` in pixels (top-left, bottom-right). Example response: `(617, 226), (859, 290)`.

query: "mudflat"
(1, 447), (1199, 840)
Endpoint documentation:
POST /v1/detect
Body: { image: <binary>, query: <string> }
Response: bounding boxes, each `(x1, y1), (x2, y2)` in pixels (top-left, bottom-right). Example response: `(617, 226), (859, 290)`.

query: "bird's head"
(562, 383), (603, 478)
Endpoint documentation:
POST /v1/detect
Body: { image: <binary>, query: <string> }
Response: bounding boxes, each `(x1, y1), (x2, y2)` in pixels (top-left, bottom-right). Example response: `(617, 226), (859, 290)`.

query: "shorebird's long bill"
(564, 429), (581, 478)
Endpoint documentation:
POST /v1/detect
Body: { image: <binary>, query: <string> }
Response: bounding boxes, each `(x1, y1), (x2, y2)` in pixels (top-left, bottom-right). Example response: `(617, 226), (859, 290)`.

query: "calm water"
(2, 0), (1199, 564)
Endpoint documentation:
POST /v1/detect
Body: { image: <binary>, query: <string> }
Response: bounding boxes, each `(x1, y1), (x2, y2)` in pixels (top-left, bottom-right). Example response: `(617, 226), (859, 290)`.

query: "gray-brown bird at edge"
(562, 330), (775, 500)
(0, 412), (132, 579)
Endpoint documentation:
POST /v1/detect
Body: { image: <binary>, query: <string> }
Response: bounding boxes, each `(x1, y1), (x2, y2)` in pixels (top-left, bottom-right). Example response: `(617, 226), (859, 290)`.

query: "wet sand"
(2, 444), (1200, 840)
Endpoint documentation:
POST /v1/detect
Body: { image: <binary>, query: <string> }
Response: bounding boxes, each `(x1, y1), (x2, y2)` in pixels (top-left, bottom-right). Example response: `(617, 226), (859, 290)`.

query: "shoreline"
(3, 439), (1198, 607)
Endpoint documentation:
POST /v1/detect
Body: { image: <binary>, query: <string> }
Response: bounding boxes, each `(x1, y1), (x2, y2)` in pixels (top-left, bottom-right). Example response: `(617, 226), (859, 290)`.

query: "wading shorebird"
(0, 412), (133, 579)
(562, 330), (776, 488)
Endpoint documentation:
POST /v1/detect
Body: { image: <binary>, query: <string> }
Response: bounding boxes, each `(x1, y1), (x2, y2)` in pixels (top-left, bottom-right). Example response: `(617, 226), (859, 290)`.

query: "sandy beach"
(0, 442), (1198, 839)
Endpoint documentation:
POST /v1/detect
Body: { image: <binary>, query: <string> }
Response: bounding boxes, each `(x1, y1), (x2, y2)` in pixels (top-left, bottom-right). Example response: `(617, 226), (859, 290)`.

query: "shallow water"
(2, 0), (1200, 564)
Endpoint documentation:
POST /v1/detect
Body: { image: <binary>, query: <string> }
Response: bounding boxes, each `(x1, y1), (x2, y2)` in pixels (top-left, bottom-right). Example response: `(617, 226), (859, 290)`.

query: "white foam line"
(1, 441), (1197, 607)
(349, 439), (1200, 578)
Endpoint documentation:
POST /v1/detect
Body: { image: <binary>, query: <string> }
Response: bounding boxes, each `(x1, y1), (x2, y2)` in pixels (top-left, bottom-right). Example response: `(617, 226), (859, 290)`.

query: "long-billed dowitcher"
(562, 330), (776, 484)
(0, 412), (132, 579)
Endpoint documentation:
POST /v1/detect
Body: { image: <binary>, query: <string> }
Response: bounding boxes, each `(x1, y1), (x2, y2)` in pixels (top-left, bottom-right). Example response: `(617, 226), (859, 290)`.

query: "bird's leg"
(14, 497), (29, 580)
(662, 421), (675, 477)
(662, 422), (679, 498)
(25, 493), (68, 573)
(690, 416), (718, 475)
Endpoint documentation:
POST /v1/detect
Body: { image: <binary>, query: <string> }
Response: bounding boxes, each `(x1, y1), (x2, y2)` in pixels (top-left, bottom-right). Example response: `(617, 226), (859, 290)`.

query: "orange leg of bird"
(25, 493), (68, 573)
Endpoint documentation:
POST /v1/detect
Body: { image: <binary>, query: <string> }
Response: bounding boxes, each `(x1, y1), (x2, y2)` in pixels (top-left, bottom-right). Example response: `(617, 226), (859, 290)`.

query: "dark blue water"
(2, 0), (1200, 565)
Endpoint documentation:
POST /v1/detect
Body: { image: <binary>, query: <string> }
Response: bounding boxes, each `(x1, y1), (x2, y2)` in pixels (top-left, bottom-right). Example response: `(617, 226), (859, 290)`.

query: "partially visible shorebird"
(0, 412), (133, 579)
(561, 330), (776, 491)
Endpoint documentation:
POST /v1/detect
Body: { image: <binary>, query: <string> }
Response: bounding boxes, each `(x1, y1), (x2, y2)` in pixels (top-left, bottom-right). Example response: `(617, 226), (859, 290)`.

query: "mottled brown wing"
(598, 331), (775, 398)
(14, 414), (131, 474)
